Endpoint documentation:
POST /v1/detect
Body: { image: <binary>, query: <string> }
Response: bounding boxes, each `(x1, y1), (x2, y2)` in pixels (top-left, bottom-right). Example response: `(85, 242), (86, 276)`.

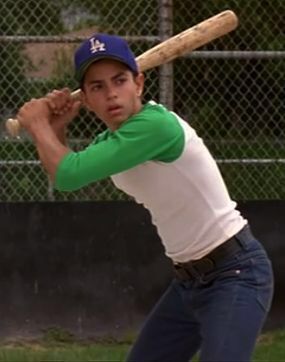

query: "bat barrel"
(136, 10), (238, 71)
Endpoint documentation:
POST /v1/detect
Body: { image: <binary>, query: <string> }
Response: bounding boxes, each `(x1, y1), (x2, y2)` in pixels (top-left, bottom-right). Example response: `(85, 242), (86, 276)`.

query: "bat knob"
(6, 118), (21, 137)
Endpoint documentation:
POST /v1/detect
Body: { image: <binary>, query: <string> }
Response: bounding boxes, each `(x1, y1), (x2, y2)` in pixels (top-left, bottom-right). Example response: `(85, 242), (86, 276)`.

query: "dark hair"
(79, 63), (139, 91)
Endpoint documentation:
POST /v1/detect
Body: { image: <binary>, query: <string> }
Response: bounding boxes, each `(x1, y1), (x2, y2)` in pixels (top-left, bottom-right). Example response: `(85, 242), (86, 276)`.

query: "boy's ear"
(136, 72), (144, 97)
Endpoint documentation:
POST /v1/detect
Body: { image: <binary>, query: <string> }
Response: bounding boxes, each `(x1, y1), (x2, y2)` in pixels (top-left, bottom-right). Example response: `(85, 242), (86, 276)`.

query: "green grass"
(254, 329), (285, 361)
(0, 344), (130, 361)
(0, 328), (285, 361)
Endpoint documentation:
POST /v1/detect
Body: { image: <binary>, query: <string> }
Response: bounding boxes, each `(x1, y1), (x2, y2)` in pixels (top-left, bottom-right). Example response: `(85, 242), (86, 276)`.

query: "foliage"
(173, 0), (285, 50)
(0, 0), (65, 114)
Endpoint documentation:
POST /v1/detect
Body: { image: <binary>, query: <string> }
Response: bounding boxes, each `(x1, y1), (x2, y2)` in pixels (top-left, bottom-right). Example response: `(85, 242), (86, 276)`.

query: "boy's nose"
(106, 86), (117, 99)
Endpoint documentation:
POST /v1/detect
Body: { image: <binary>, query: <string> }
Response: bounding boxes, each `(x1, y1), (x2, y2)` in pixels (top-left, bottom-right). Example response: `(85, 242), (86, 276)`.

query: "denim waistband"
(173, 225), (254, 281)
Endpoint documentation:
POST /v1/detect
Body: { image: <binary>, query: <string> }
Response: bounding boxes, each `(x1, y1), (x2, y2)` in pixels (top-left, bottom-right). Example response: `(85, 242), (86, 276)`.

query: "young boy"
(17, 33), (274, 361)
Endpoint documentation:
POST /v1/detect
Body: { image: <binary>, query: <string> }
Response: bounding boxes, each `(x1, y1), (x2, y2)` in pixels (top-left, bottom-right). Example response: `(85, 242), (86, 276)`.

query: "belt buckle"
(192, 257), (215, 274)
(174, 257), (215, 281)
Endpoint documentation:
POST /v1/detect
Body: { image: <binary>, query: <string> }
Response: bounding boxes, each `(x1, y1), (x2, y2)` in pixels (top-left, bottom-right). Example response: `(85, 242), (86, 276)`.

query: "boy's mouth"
(107, 105), (123, 115)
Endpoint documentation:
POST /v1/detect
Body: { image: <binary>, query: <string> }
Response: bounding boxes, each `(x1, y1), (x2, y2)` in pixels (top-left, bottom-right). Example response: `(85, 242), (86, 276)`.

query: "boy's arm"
(55, 109), (185, 191)
(33, 120), (71, 181)
(17, 91), (80, 181)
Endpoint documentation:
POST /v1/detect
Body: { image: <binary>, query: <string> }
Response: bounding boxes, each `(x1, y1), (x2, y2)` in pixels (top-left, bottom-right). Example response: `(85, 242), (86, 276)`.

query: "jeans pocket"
(202, 255), (274, 313)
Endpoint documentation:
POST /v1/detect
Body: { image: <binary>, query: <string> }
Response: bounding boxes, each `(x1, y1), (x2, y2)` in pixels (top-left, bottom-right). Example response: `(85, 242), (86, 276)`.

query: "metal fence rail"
(0, 0), (284, 201)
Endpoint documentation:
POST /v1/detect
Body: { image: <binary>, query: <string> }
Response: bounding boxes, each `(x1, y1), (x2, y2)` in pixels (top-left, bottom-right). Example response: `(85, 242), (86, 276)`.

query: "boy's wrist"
(30, 119), (54, 141)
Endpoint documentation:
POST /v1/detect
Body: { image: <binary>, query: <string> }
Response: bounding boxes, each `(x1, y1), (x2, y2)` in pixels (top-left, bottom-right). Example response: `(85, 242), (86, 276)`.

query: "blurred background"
(0, 0), (284, 341)
(0, 0), (284, 202)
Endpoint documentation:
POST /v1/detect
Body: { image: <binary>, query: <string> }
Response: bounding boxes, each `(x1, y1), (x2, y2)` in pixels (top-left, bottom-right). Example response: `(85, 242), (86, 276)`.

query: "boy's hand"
(17, 97), (51, 137)
(45, 88), (82, 133)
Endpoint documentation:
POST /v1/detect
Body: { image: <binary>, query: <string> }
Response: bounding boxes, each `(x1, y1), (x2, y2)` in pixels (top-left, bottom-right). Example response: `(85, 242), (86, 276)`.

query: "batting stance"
(17, 33), (273, 362)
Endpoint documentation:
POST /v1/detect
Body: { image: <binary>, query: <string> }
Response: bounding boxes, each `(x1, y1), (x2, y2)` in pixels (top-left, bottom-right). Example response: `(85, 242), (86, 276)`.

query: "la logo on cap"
(90, 38), (106, 54)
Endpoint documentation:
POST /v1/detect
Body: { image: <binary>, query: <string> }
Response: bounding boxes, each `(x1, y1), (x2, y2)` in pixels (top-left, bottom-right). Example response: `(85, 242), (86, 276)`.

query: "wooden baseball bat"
(5, 10), (238, 137)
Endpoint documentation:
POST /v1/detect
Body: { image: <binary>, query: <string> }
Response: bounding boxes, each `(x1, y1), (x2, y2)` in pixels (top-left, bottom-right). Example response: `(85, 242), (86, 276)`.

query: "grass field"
(0, 328), (285, 361)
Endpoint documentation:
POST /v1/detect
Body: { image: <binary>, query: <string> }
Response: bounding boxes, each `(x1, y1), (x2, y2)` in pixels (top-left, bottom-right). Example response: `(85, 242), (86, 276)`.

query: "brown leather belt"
(174, 226), (252, 281)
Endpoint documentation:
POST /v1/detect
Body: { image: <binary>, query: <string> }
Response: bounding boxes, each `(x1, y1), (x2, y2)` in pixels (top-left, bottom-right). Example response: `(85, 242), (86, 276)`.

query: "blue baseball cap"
(74, 33), (139, 82)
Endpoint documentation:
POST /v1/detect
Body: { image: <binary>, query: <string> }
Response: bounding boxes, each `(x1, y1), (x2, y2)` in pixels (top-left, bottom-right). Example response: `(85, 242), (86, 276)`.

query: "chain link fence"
(0, 0), (284, 201)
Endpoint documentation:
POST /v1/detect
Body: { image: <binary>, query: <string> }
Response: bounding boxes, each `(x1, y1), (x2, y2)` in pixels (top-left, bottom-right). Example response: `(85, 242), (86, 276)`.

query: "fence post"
(158, 0), (173, 110)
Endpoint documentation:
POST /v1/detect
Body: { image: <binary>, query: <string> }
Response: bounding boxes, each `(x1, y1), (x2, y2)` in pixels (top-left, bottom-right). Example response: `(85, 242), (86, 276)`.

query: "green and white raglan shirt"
(55, 101), (247, 263)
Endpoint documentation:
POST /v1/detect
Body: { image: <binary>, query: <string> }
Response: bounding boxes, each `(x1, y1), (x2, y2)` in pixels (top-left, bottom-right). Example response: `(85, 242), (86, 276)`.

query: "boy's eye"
(92, 84), (102, 91)
(116, 77), (126, 84)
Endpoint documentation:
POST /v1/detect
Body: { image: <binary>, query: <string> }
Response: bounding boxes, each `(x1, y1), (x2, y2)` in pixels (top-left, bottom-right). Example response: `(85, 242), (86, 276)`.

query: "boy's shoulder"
(130, 101), (176, 127)
(140, 100), (171, 116)
(120, 101), (186, 143)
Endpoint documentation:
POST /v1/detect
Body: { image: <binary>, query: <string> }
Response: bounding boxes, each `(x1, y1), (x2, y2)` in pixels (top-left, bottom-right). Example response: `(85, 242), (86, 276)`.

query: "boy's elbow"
(54, 182), (79, 192)
(54, 169), (85, 192)
(54, 153), (87, 191)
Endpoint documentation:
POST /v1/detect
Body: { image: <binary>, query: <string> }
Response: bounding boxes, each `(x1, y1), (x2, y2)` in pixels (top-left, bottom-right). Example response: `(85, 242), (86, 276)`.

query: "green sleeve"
(55, 104), (185, 191)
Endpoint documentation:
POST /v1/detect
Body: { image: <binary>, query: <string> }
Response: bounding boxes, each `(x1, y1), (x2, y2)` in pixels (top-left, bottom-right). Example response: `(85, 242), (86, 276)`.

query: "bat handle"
(5, 88), (82, 137)
(5, 118), (21, 138)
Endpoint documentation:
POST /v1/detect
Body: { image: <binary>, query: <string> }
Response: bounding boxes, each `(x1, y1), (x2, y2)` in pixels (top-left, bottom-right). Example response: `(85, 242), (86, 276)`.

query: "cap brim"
(76, 55), (137, 82)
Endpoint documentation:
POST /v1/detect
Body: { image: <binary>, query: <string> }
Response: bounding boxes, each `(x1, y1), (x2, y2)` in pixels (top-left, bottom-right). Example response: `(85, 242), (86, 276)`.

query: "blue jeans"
(127, 229), (274, 362)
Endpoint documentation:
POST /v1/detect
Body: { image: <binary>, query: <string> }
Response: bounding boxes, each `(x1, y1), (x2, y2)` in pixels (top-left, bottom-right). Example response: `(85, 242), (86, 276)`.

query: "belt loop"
(174, 262), (201, 281)
(184, 262), (202, 279)
(173, 264), (189, 281)
(234, 225), (253, 250)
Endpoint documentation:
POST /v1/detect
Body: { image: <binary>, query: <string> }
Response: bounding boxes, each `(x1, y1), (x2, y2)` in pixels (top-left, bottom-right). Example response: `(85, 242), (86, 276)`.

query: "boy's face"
(81, 59), (144, 131)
